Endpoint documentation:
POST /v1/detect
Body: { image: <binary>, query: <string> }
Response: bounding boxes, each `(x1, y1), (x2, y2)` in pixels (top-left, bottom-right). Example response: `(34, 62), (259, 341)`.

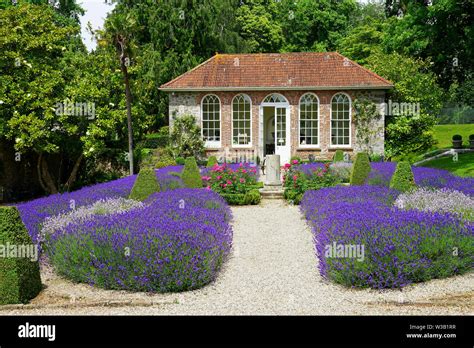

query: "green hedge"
(390, 161), (416, 192)
(182, 157), (203, 188)
(349, 152), (371, 185)
(220, 189), (261, 205)
(206, 156), (218, 167)
(129, 168), (161, 201)
(0, 207), (42, 305)
(333, 150), (344, 162)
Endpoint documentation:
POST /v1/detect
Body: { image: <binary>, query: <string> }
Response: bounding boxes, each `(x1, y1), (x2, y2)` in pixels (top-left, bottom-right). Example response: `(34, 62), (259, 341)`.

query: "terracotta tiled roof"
(160, 52), (393, 91)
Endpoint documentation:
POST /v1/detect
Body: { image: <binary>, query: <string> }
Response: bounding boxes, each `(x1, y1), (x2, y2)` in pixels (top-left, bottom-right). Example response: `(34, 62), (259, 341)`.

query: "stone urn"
(452, 134), (463, 149)
(469, 134), (474, 149)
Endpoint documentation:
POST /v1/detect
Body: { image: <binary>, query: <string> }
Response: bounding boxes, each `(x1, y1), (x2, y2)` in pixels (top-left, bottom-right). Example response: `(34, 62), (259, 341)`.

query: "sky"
(79, 0), (115, 51)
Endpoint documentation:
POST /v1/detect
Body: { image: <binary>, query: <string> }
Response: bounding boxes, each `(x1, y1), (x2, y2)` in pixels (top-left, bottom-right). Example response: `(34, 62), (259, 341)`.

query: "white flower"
(15, 137), (21, 143)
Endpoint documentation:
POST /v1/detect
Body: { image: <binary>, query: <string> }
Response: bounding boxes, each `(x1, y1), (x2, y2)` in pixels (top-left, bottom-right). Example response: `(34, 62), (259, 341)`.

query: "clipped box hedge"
(220, 189), (261, 205)
(0, 206), (42, 305)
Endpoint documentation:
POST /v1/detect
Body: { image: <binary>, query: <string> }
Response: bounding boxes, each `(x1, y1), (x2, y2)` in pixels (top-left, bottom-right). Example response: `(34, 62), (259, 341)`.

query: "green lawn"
(432, 124), (474, 149)
(421, 151), (474, 177)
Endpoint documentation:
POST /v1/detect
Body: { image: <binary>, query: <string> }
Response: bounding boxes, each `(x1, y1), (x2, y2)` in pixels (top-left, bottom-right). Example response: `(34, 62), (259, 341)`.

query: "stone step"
(260, 188), (284, 199)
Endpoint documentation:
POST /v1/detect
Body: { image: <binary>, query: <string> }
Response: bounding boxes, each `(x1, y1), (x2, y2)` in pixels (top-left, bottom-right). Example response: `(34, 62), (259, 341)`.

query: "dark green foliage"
(175, 157), (185, 165)
(155, 153), (176, 169)
(181, 157), (203, 188)
(452, 134), (462, 141)
(333, 150), (344, 162)
(390, 161), (416, 192)
(206, 156), (218, 167)
(349, 152), (371, 185)
(469, 134), (474, 141)
(129, 168), (161, 201)
(0, 207), (42, 305)
(284, 190), (303, 205)
(220, 189), (261, 205)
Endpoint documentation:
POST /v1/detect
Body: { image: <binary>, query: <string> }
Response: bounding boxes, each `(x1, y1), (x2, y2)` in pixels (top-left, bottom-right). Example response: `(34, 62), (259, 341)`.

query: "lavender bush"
(301, 186), (473, 289)
(368, 162), (474, 196)
(328, 162), (353, 182)
(40, 198), (144, 244)
(395, 188), (474, 221)
(17, 176), (137, 246)
(45, 189), (233, 293)
(155, 165), (184, 190)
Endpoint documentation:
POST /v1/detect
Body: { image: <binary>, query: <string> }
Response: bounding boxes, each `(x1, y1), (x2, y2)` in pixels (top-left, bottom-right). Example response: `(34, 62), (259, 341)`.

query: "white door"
(275, 106), (290, 165)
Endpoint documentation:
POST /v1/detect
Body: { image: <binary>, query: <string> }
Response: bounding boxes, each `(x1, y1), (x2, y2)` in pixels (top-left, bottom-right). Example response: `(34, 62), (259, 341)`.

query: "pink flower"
(240, 178), (245, 183)
(284, 163), (291, 169)
(217, 175), (222, 180)
(223, 183), (227, 188)
(242, 169), (247, 173)
(226, 180), (232, 185)
(201, 176), (211, 181)
(239, 163), (243, 167)
(206, 186), (211, 190)
(292, 159), (299, 165)
(317, 171), (324, 177)
(293, 175), (298, 180)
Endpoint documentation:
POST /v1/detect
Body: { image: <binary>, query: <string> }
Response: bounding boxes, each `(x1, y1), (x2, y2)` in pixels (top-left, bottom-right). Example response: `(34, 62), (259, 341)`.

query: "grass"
(420, 152), (474, 177)
(432, 124), (474, 149)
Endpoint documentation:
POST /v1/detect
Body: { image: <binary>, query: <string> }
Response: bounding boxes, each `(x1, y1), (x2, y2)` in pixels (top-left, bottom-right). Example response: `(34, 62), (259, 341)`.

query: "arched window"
(299, 93), (319, 146)
(232, 94), (252, 146)
(331, 93), (351, 146)
(262, 93), (288, 104)
(201, 94), (221, 144)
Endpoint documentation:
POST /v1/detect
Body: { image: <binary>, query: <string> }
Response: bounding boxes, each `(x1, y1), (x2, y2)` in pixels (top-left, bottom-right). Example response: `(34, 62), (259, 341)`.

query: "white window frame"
(330, 92), (352, 148)
(231, 94), (252, 148)
(201, 94), (221, 148)
(298, 93), (320, 149)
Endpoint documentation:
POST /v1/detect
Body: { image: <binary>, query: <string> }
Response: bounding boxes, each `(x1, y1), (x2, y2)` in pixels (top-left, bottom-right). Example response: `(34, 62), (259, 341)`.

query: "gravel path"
(1, 200), (473, 315)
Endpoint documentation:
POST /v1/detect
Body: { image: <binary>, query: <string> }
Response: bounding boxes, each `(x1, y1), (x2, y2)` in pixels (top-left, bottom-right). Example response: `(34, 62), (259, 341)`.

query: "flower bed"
(283, 161), (339, 204)
(17, 176), (136, 246)
(45, 189), (233, 292)
(202, 163), (261, 205)
(301, 185), (474, 289)
(369, 162), (474, 196)
(155, 165), (184, 190)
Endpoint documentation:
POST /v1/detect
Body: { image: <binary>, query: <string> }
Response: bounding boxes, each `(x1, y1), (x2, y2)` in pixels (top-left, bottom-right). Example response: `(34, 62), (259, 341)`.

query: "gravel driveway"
(1, 200), (473, 315)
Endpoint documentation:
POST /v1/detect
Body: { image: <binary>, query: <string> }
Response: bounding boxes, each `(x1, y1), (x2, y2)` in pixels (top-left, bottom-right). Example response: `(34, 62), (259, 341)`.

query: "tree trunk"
(64, 153), (84, 191)
(37, 153), (58, 194)
(120, 44), (134, 175)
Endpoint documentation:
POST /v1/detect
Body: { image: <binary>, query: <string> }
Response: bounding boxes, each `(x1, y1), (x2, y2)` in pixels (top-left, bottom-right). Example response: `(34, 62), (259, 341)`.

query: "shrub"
(244, 189), (261, 205)
(469, 134), (474, 141)
(283, 162), (339, 204)
(129, 168), (161, 201)
(220, 193), (247, 205)
(175, 157), (185, 165)
(206, 156), (218, 167)
(349, 152), (371, 185)
(169, 114), (205, 159)
(333, 150), (344, 162)
(300, 186), (473, 289)
(290, 156), (302, 164)
(203, 162), (259, 194)
(155, 149), (176, 169)
(369, 153), (383, 162)
(0, 207), (42, 305)
(182, 157), (203, 188)
(45, 189), (233, 292)
(452, 134), (462, 141)
(395, 188), (474, 221)
(390, 161), (416, 192)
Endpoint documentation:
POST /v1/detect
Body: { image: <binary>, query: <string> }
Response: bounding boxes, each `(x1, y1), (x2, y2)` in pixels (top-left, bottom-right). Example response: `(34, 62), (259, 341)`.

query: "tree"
(103, 10), (138, 175)
(365, 51), (444, 158)
(0, 4), (82, 193)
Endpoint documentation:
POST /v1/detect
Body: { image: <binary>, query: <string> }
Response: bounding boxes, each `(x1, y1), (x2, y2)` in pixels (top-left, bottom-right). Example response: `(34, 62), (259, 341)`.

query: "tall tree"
(103, 11), (138, 175)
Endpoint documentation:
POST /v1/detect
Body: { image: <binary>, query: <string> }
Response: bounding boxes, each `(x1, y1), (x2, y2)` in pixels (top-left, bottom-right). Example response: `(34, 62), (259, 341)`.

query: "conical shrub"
(129, 168), (161, 201)
(390, 161), (416, 192)
(182, 157), (203, 188)
(349, 152), (371, 185)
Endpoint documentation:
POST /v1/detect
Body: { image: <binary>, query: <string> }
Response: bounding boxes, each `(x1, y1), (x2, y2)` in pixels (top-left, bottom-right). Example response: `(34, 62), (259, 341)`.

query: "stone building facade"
(161, 52), (392, 163)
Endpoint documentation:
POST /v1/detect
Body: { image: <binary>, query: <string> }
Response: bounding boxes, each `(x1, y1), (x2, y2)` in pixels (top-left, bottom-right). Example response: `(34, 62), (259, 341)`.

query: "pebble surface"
(1, 200), (473, 315)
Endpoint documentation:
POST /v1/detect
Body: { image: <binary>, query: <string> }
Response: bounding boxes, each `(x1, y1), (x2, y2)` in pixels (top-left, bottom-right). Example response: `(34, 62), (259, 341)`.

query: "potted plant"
(469, 134), (474, 149)
(452, 134), (463, 149)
